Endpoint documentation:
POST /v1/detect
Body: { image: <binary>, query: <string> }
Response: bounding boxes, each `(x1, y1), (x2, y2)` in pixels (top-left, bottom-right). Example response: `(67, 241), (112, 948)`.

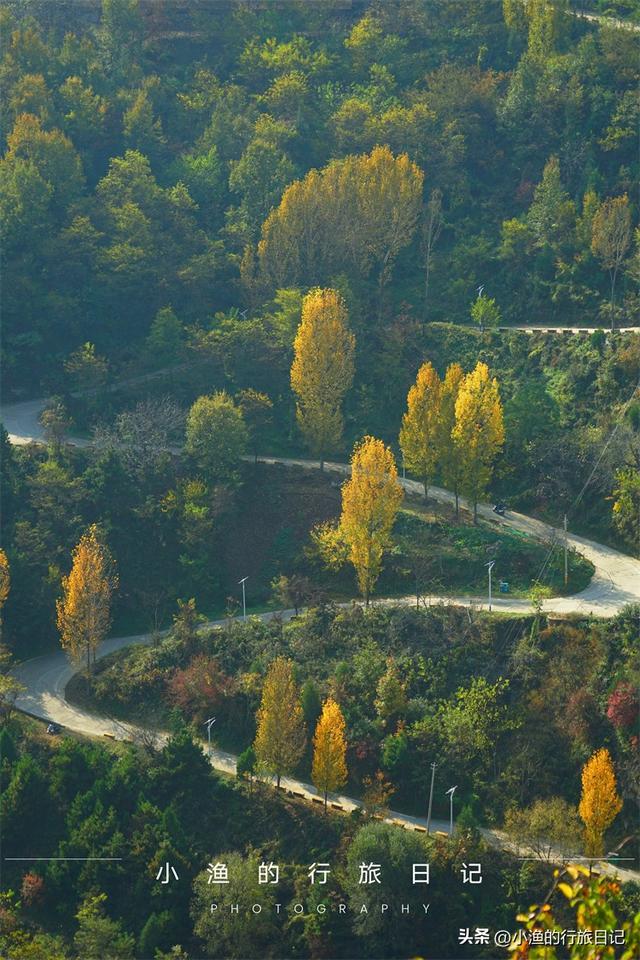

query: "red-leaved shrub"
(607, 682), (639, 731)
(166, 655), (235, 724)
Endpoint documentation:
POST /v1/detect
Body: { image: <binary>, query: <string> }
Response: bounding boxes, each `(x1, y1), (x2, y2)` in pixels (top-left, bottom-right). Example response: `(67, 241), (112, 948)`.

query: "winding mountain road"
(10, 610), (640, 884)
(3, 393), (640, 882)
(3, 391), (640, 617)
(3, 0), (640, 891)
(259, 456), (640, 618)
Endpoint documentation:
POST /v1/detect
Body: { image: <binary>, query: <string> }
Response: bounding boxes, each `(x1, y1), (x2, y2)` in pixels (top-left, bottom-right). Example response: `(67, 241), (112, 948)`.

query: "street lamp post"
(485, 560), (495, 611)
(426, 761), (436, 834)
(476, 283), (485, 333)
(238, 577), (248, 620)
(204, 716), (216, 757)
(445, 785), (458, 835)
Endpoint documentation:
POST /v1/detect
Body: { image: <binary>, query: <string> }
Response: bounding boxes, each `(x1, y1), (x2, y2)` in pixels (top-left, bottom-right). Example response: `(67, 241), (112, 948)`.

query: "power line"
(497, 376), (639, 656)
(569, 377), (640, 518)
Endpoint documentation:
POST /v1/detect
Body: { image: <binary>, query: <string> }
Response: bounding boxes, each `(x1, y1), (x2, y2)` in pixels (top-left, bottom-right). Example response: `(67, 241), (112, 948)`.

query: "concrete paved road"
(5, 397), (640, 881)
(3, 397), (67, 446)
(11, 615), (449, 839)
(3, 391), (640, 617)
(12, 615), (639, 884)
(499, 326), (640, 335)
(572, 9), (640, 32)
(258, 456), (640, 618)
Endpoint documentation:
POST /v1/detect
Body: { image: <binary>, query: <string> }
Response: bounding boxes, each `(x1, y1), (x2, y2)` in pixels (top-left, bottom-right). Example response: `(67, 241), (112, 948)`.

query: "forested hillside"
(1, 0), (638, 398)
(1, 4), (640, 959)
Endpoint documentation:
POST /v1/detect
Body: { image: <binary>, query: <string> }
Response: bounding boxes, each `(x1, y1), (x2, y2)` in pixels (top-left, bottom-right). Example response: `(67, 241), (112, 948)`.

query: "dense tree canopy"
(0, 0), (637, 400)
(258, 146), (423, 300)
(1, 3), (639, 956)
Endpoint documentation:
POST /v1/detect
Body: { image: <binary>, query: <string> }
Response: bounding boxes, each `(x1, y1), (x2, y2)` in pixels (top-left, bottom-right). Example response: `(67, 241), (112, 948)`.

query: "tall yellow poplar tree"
(438, 363), (465, 518)
(452, 362), (504, 522)
(399, 360), (442, 498)
(578, 748), (623, 858)
(253, 656), (306, 788)
(0, 548), (10, 642)
(56, 525), (117, 674)
(312, 697), (348, 810)
(340, 436), (403, 604)
(290, 288), (355, 469)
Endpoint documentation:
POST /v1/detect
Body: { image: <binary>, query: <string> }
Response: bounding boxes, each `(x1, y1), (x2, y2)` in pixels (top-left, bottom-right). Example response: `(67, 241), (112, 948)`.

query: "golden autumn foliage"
(399, 360), (442, 498)
(511, 865), (640, 960)
(290, 288), (355, 465)
(258, 146), (423, 293)
(312, 697), (348, 809)
(578, 748), (623, 858)
(396, 360), (501, 519)
(253, 656), (306, 788)
(0, 548), (10, 611)
(438, 362), (465, 516)
(0, 548), (10, 643)
(452, 361), (504, 522)
(339, 436), (403, 603)
(56, 525), (117, 673)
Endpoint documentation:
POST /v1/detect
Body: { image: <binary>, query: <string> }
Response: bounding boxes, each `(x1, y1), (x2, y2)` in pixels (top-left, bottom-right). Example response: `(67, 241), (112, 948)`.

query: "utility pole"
(563, 514), (568, 588)
(204, 716), (216, 757)
(426, 762), (436, 834)
(485, 560), (495, 612)
(238, 576), (248, 620)
(445, 785), (458, 835)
